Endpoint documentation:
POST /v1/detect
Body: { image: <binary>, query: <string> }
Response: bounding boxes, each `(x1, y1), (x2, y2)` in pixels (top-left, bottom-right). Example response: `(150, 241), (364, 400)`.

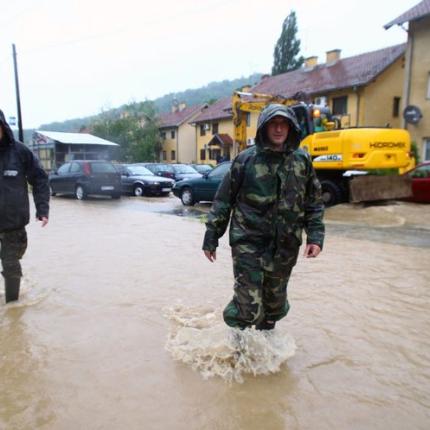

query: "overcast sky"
(0, 0), (419, 129)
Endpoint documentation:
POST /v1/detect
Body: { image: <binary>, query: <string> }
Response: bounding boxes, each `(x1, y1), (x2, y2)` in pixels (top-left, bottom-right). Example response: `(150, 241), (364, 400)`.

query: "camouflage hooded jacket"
(202, 104), (325, 259)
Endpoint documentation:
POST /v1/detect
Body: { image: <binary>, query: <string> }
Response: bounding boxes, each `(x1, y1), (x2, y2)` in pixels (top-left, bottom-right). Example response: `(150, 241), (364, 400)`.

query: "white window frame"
(424, 138), (430, 161)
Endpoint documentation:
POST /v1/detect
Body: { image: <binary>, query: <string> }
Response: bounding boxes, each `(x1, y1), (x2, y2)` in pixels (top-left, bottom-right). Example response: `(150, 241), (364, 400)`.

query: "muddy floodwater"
(1, 196), (429, 429)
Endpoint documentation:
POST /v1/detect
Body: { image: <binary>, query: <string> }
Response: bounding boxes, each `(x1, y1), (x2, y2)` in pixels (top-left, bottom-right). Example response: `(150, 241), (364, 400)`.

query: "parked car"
(402, 162), (430, 203)
(172, 161), (231, 205)
(191, 163), (213, 175)
(141, 163), (202, 182)
(49, 160), (121, 200)
(116, 164), (174, 196)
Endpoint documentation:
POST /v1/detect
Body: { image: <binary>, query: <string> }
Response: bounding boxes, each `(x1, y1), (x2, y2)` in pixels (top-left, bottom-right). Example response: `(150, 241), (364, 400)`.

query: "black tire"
(181, 187), (195, 206)
(320, 180), (343, 207)
(133, 184), (145, 197)
(75, 185), (87, 200)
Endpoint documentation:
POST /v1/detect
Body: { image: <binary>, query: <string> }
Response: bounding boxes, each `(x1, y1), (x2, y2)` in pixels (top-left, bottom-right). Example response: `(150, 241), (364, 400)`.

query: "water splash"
(164, 305), (296, 383)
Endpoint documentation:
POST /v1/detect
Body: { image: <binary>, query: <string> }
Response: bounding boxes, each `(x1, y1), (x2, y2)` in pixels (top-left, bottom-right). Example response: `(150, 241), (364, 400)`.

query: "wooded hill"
(36, 73), (263, 134)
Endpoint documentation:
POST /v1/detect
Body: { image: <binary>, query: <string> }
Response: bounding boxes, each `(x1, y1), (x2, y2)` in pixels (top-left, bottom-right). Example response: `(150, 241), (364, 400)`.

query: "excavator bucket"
(349, 175), (413, 203)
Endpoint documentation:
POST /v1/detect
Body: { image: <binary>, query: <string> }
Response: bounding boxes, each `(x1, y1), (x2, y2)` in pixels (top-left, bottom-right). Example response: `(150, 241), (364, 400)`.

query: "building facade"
(385, 0), (430, 161)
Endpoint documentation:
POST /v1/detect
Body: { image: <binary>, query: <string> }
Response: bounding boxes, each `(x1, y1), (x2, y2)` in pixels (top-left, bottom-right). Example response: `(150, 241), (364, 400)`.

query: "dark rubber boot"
(5, 277), (21, 303)
(255, 320), (276, 330)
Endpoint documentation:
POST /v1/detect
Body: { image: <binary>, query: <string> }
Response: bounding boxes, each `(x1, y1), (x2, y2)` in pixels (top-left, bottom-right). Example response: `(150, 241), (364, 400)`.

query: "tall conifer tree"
(272, 11), (304, 76)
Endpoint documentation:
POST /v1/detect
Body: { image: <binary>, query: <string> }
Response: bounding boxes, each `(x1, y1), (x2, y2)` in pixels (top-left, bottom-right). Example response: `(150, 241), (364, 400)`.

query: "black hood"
(255, 103), (301, 152)
(0, 110), (16, 147)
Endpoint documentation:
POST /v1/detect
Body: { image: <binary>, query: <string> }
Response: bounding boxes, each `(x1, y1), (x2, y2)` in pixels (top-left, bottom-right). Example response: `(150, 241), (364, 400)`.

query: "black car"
(173, 162), (231, 205)
(141, 163), (202, 182)
(116, 164), (175, 196)
(49, 160), (121, 200)
(190, 163), (213, 175)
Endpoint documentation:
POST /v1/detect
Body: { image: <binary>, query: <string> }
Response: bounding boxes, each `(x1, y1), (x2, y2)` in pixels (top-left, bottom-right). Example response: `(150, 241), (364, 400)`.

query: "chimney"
(304, 56), (318, 68)
(178, 102), (187, 112)
(326, 49), (341, 64)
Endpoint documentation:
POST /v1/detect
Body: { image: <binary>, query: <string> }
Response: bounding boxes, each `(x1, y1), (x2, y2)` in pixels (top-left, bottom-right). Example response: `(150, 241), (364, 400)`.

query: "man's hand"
(303, 244), (321, 258)
(204, 250), (216, 262)
(38, 216), (49, 227)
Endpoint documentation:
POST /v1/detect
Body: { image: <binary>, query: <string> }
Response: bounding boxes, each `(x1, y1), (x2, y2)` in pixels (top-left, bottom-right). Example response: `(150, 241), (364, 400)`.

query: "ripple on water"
(164, 305), (296, 383)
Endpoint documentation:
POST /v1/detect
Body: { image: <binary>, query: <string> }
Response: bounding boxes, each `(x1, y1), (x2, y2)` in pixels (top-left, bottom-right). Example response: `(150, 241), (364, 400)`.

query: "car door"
(51, 162), (72, 194)
(68, 162), (84, 193)
(197, 162), (231, 201)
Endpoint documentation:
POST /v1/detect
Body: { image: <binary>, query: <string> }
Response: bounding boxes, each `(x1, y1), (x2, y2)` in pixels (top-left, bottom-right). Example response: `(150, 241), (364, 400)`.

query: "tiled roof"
(251, 44), (406, 98)
(385, 0), (430, 29)
(191, 97), (232, 123)
(208, 133), (233, 146)
(159, 104), (205, 128)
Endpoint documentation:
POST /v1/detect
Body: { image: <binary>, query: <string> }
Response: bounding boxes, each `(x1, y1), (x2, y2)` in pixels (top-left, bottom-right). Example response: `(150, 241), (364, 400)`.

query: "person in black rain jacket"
(0, 110), (49, 303)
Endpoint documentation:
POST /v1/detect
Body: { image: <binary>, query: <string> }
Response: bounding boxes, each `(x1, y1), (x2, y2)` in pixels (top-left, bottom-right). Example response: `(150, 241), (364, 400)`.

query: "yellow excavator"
(232, 91), (414, 205)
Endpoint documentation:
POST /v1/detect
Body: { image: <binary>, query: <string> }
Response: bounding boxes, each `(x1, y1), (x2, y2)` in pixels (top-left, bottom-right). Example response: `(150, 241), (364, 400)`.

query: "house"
(31, 131), (119, 171)
(385, 0), (430, 161)
(190, 97), (235, 164)
(158, 103), (207, 163)
(250, 44), (406, 135)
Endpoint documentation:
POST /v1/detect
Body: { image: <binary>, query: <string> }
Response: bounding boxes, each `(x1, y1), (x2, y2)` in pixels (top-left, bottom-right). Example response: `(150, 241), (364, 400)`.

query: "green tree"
(91, 101), (161, 162)
(271, 11), (304, 76)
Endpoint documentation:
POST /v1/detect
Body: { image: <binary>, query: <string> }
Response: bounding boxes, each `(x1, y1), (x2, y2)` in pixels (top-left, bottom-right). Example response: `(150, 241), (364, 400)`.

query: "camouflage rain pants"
(0, 228), (28, 279)
(223, 245), (298, 329)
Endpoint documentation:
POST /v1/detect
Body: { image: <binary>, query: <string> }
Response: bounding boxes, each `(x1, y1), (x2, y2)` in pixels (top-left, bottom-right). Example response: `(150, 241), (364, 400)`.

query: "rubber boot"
(5, 277), (21, 303)
(255, 320), (276, 330)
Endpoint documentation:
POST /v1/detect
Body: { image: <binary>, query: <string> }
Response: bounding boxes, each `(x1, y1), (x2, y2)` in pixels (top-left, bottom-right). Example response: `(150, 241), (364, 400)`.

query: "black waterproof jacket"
(0, 110), (49, 232)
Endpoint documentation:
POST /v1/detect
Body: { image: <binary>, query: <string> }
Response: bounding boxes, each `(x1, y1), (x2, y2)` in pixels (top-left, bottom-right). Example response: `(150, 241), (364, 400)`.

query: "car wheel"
(75, 185), (87, 200)
(320, 180), (342, 207)
(49, 186), (56, 197)
(133, 184), (145, 197)
(181, 187), (194, 206)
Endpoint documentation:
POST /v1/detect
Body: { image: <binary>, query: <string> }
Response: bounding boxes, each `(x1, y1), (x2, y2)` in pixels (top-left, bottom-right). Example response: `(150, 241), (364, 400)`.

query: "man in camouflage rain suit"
(202, 104), (324, 330)
(0, 110), (49, 303)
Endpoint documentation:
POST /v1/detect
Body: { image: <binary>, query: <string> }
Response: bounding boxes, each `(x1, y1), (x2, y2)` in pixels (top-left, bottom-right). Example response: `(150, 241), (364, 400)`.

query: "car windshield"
(194, 165), (212, 173)
(127, 166), (154, 176)
(173, 165), (198, 174)
(90, 162), (117, 173)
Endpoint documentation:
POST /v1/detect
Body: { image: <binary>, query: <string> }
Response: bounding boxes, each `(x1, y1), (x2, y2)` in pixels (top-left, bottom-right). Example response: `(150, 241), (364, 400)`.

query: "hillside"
(37, 73), (263, 133)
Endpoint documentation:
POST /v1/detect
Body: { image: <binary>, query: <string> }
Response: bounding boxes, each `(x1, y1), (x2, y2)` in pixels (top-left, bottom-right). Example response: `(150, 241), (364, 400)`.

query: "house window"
(246, 112), (251, 127)
(212, 123), (219, 134)
(393, 97), (401, 117)
(200, 149), (206, 161)
(162, 151), (167, 161)
(171, 130), (175, 139)
(200, 124), (206, 136)
(424, 139), (430, 161)
(426, 72), (430, 99)
(171, 150), (176, 160)
(332, 96), (348, 115)
(160, 131), (166, 139)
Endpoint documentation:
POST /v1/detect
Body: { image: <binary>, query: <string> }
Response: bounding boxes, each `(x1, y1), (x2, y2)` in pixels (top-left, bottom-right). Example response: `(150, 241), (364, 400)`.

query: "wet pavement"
(1, 194), (429, 429)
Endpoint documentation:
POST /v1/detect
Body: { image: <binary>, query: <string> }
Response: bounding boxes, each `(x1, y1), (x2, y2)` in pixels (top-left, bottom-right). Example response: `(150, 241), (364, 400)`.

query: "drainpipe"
(402, 26), (413, 130)
(176, 127), (179, 163)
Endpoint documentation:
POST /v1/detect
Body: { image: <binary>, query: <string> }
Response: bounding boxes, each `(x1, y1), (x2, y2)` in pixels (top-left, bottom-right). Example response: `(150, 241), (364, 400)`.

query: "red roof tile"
(251, 44), (406, 98)
(191, 97), (232, 123)
(385, 0), (430, 29)
(159, 104), (206, 128)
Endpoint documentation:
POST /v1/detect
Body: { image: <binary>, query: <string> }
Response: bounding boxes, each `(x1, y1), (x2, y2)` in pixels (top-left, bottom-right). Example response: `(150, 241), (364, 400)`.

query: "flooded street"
(1, 195), (429, 429)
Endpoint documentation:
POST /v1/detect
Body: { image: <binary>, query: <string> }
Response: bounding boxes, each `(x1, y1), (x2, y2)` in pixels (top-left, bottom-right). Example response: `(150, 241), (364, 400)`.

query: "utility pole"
(12, 43), (24, 142)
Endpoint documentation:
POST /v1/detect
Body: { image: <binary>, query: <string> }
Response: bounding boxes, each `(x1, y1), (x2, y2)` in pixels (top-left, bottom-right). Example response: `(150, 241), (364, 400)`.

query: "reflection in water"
(0, 197), (429, 429)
